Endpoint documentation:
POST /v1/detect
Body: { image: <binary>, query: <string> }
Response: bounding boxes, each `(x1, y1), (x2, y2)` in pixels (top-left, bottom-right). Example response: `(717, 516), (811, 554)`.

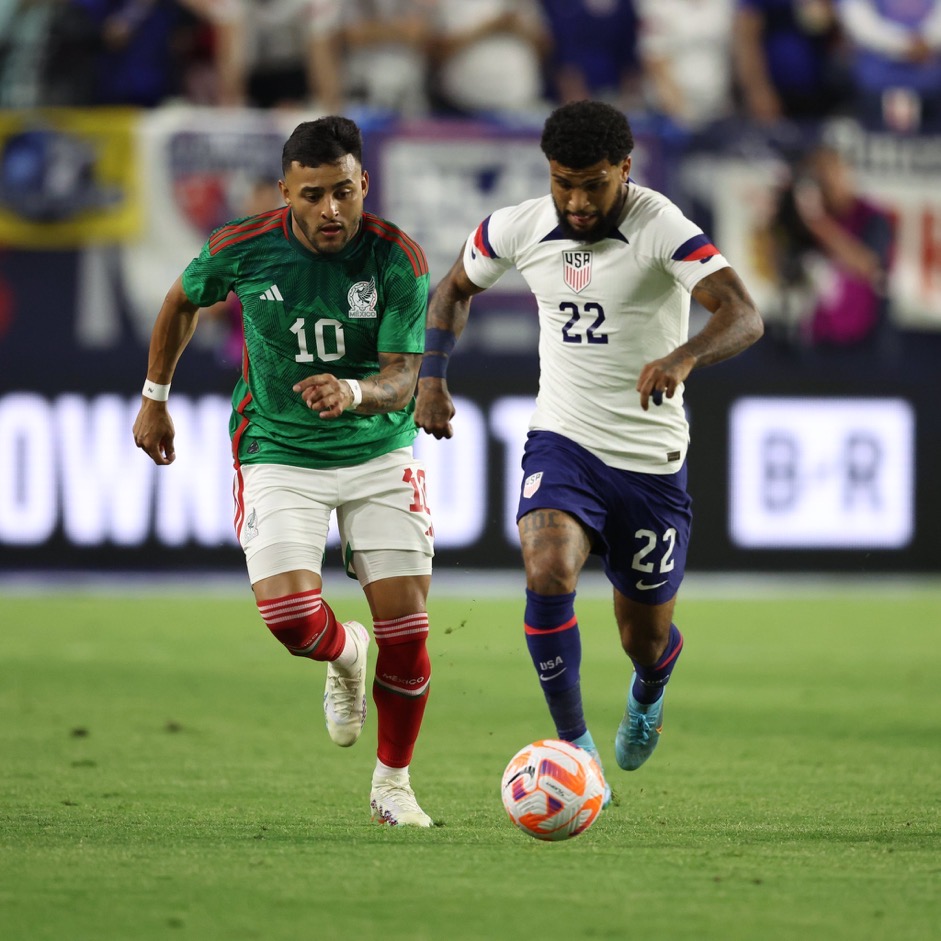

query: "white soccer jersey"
(462, 183), (730, 473)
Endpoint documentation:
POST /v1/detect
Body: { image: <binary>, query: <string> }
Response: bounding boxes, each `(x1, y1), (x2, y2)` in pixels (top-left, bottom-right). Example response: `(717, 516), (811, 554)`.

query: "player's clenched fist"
(414, 378), (455, 439)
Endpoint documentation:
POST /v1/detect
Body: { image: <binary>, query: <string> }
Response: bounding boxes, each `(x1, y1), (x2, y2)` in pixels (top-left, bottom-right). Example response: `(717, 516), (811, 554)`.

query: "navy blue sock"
(524, 589), (586, 739)
(631, 624), (684, 705)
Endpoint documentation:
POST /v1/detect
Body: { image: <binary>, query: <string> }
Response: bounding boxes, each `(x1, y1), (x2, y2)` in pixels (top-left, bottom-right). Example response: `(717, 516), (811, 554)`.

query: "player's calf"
(372, 614), (431, 767)
(524, 590), (587, 739)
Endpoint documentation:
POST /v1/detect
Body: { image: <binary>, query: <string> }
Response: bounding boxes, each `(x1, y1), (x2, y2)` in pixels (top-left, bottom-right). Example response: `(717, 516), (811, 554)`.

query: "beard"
(555, 201), (624, 244)
(553, 194), (626, 244)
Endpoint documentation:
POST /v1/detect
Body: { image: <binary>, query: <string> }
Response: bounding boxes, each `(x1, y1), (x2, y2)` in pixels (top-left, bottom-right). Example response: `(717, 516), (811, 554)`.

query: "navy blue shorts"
(516, 431), (693, 605)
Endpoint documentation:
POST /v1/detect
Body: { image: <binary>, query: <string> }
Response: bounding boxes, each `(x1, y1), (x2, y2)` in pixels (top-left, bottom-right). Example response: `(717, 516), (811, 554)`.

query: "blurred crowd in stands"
(0, 0), (939, 135)
(1, 0), (939, 363)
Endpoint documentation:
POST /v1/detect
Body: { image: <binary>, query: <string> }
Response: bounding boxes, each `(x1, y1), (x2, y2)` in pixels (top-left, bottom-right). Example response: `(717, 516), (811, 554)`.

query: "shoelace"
(628, 713), (651, 744)
(376, 780), (421, 812)
(325, 674), (361, 718)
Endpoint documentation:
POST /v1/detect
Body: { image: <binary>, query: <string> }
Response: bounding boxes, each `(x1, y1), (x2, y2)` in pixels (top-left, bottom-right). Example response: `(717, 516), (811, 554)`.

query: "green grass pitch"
(1, 580), (939, 941)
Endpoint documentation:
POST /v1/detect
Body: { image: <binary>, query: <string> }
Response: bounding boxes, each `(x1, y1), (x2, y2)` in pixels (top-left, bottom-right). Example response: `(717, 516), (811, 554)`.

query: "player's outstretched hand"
(294, 374), (353, 420)
(414, 377), (455, 439)
(133, 401), (176, 465)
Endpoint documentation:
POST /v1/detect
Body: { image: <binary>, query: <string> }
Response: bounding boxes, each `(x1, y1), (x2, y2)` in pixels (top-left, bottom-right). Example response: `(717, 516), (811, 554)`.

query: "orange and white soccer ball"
(500, 739), (606, 841)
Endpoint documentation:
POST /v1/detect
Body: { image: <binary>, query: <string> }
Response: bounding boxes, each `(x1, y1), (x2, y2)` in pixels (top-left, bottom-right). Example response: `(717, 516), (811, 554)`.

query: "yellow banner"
(0, 108), (141, 247)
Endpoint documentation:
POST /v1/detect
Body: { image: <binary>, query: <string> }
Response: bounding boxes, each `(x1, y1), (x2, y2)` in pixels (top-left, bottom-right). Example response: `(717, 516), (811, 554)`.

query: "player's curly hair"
(282, 116), (363, 173)
(540, 101), (634, 169)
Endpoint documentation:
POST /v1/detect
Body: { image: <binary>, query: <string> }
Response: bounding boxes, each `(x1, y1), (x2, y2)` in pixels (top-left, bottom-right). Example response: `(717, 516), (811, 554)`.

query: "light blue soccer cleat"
(615, 674), (665, 771)
(570, 732), (613, 808)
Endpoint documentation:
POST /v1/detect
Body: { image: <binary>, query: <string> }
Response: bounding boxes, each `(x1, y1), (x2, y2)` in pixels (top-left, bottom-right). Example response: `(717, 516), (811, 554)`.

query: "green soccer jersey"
(182, 207), (429, 469)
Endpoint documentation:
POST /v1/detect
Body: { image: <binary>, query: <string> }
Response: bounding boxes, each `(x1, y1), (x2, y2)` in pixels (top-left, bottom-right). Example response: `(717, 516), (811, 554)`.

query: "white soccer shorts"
(235, 447), (434, 584)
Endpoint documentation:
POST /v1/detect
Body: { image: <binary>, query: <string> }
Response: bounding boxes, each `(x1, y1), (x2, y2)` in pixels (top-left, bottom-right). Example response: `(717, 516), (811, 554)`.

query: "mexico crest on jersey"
(562, 251), (592, 293)
(348, 278), (378, 318)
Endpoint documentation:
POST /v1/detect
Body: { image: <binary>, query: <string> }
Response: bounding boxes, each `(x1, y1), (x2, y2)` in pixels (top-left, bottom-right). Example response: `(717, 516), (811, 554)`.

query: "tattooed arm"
(293, 351), (421, 420)
(636, 267), (764, 411)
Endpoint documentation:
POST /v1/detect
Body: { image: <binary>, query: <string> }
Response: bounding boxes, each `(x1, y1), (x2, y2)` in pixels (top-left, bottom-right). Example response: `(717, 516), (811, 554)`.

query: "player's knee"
(523, 556), (579, 595)
(256, 590), (328, 656)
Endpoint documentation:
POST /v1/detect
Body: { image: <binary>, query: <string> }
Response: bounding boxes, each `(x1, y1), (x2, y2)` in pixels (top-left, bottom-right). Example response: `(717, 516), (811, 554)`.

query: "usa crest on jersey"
(523, 471), (543, 498)
(562, 251), (592, 293)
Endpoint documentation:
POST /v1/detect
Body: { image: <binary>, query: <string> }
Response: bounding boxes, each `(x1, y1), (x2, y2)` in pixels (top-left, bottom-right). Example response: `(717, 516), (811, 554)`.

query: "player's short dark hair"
(282, 116), (363, 174)
(540, 101), (634, 169)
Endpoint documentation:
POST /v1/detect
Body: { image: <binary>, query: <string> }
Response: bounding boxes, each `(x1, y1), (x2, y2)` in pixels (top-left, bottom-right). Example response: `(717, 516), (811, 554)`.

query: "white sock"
(373, 759), (408, 784)
(332, 623), (363, 672)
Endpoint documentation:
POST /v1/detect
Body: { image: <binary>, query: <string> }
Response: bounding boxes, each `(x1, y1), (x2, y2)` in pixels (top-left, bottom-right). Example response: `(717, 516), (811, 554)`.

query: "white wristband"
(142, 379), (171, 402)
(344, 379), (363, 408)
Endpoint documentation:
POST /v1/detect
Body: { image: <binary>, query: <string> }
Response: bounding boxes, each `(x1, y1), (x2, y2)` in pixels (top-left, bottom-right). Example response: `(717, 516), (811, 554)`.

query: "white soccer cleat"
(323, 621), (369, 747)
(370, 773), (433, 827)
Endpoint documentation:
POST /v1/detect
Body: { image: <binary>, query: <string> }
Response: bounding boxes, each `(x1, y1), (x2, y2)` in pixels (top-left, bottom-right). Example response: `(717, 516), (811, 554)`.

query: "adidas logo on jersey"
(259, 284), (284, 301)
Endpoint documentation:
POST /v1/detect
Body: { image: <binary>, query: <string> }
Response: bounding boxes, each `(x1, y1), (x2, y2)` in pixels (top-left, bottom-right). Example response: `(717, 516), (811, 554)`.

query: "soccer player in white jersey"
(415, 100), (763, 803)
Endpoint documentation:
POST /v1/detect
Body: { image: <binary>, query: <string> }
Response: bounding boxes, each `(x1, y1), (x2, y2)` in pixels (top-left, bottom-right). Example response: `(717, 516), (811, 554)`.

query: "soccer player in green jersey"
(133, 116), (436, 827)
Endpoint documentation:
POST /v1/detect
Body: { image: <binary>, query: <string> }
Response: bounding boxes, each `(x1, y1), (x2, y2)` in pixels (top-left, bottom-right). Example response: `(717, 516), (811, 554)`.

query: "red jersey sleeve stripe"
(363, 213), (428, 277)
(671, 233), (720, 262)
(209, 209), (287, 254)
(209, 211), (285, 248)
(210, 217), (284, 255)
(364, 212), (425, 260)
(685, 244), (720, 261)
(364, 215), (427, 277)
(473, 215), (498, 258)
(209, 208), (284, 246)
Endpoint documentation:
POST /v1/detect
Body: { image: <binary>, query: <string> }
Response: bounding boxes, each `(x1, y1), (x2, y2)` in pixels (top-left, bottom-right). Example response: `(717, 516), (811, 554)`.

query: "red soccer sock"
(372, 613), (431, 768)
(256, 590), (345, 661)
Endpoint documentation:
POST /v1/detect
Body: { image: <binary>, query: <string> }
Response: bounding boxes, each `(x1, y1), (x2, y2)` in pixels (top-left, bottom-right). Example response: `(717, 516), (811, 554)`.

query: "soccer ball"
(500, 739), (606, 841)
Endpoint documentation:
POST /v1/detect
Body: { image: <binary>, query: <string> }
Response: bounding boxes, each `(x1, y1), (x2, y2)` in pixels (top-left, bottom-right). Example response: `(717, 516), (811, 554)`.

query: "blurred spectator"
(837, 0), (941, 134)
(429, 0), (551, 118)
(69, 0), (219, 107)
(208, 0), (343, 111)
(733, 0), (847, 124)
(770, 145), (895, 356)
(341, 0), (437, 117)
(539, 0), (641, 110)
(0, 0), (98, 106)
(174, 4), (224, 104)
(635, 0), (735, 132)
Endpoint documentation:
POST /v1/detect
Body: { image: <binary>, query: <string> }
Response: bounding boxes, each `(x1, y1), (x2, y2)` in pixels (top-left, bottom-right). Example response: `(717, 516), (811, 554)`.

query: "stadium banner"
(0, 108), (141, 247)
(728, 398), (915, 549)
(0, 366), (935, 575)
(0, 110), (938, 575)
(0, 391), (518, 556)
